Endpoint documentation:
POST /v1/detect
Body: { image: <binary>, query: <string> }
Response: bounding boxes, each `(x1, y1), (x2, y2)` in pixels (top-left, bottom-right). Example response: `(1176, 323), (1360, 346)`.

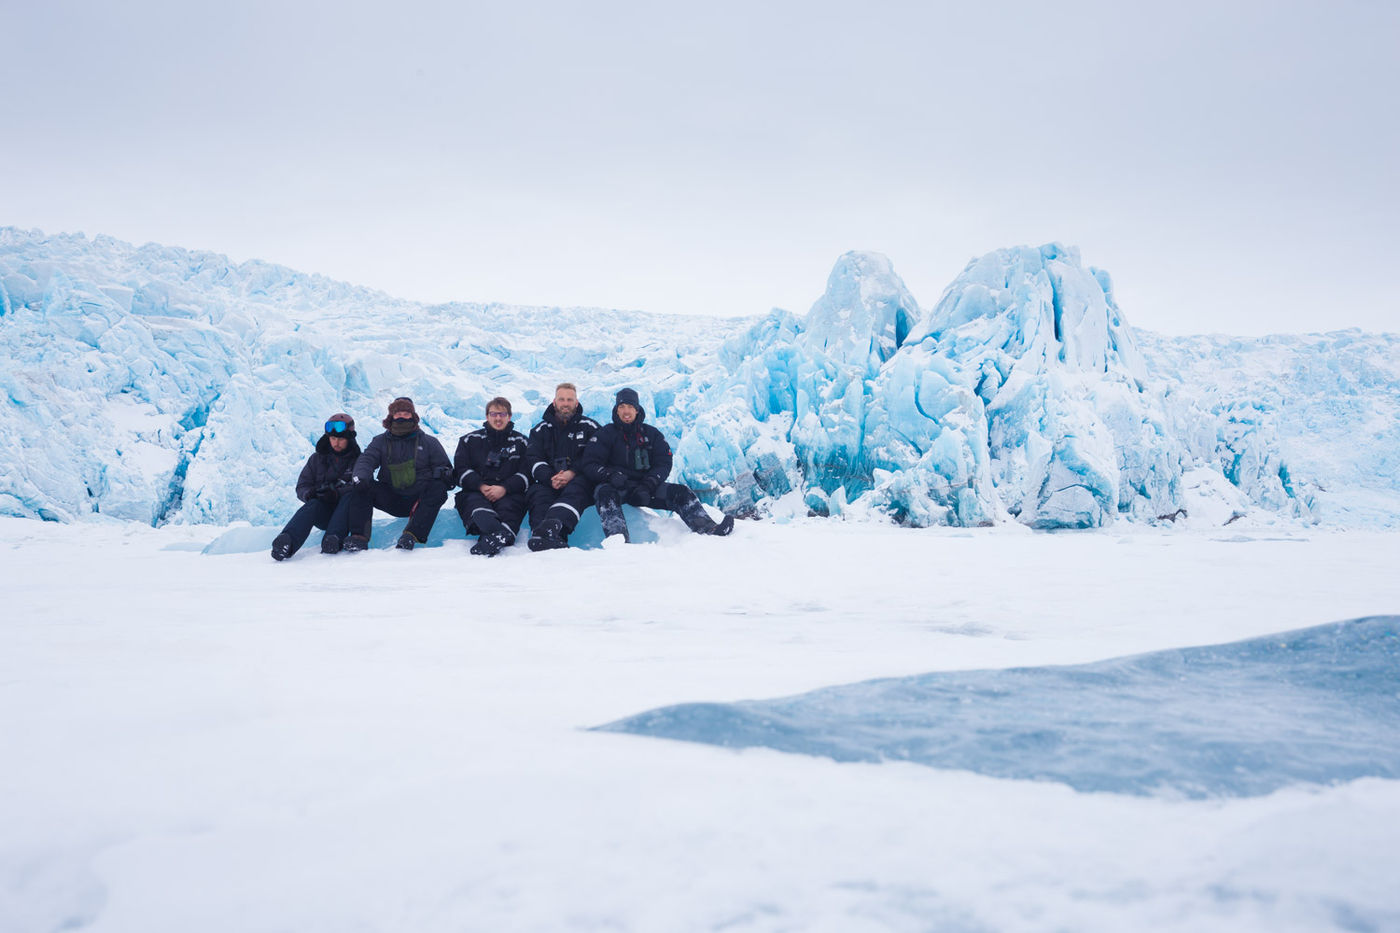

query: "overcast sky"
(3, 1), (1396, 335)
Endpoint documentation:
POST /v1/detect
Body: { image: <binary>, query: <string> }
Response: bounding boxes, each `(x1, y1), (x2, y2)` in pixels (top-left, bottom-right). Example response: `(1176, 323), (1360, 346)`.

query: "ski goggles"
(325, 420), (352, 435)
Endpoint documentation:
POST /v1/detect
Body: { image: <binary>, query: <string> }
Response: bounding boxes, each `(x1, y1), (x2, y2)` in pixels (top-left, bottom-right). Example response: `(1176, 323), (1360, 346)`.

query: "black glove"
(609, 471), (629, 489)
(624, 484), (651, 507)
(316, 486), (338, 505)
(642, 476), (662, 494)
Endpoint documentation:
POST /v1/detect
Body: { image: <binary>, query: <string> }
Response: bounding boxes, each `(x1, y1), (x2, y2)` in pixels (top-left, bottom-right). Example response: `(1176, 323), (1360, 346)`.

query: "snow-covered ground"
(3, 516), (1398, 932)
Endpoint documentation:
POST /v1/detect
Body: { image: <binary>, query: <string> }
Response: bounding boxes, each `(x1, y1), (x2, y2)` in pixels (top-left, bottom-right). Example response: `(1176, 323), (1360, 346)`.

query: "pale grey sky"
(3, 1), (1396, 335)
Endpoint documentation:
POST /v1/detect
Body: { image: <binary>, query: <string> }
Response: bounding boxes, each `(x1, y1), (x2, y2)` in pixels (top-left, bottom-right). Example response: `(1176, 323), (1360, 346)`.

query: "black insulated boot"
(470, 530), (512, 557)
(528, 518), (566, 551)
(396, 532), (417, 551)
(344, 534), (370, 553)
(271, 533), (294, 561)
(320, 533), (342, 555)
(677, 493), (728, 536)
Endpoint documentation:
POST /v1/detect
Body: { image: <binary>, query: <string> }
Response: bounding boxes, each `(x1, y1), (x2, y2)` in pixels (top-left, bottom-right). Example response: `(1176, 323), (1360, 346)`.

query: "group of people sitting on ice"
(270, 383), (735, 560)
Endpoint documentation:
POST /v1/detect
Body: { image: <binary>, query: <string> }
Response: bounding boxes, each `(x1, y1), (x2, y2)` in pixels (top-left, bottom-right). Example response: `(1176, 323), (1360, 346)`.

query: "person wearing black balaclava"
(332, 396), (453, 552)
(581, 387), (735, 544)
(270, 412), (362, 560)
(452, 396), (531, 557)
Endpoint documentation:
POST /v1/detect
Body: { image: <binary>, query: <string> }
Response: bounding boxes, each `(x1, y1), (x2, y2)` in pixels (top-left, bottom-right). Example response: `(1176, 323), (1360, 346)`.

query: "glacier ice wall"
(0, 229), (733, 525)
(680, 244), (1288, 529)
(2, 227), (1396, 529)
(1137, 329), (1400, 527)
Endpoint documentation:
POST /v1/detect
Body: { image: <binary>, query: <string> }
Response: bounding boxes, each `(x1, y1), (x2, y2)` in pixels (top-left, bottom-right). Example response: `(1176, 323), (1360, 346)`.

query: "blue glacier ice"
(1138, 329), (1400, 527)
(197, 505), (678, 555)
(597, 617), (1400, 799)
(2, 227), (1398, 530)
(691, 244), (1176, 527)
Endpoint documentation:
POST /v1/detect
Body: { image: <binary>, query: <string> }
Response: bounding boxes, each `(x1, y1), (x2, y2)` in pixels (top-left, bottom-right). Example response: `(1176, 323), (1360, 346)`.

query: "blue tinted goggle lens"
(325, 420), (349, 434)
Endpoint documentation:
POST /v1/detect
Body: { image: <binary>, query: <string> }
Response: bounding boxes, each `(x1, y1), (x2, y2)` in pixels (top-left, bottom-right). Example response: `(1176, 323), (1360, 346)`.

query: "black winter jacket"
(295, 434), (363, 502)
(581, 402), (672, 492)
(454, 422), (531, 494)
(352, 428), (452, 495)
(526, 404), (601, 485)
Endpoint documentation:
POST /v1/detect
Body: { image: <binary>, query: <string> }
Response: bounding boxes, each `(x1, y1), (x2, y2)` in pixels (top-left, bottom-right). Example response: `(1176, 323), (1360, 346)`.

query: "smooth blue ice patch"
(198, 505), (671, 555)
(200, 518), (464, 554)
(597, 617), (1400, 798)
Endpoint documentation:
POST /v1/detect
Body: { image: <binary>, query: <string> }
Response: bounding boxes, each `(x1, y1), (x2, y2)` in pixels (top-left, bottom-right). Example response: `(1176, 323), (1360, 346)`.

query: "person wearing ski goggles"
(270, 412), (361, 561)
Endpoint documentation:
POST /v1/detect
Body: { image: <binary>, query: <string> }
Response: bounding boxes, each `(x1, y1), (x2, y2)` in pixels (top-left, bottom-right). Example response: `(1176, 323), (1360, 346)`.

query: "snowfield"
(3, 516), (1398, 932)
(4, 227), (1399, 930)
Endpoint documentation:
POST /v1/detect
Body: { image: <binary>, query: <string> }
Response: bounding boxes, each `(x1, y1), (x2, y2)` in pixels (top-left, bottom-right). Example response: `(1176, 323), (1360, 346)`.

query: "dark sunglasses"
(325, 420), (352, 434)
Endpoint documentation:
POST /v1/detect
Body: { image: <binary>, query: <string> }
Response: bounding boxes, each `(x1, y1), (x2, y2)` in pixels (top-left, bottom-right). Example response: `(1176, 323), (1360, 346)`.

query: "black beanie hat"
(615, 388), (641, 409)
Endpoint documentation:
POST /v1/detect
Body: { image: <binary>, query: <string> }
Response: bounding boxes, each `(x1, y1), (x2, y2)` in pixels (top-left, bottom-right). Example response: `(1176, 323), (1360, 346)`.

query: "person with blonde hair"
(524, 382), (601, 551)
